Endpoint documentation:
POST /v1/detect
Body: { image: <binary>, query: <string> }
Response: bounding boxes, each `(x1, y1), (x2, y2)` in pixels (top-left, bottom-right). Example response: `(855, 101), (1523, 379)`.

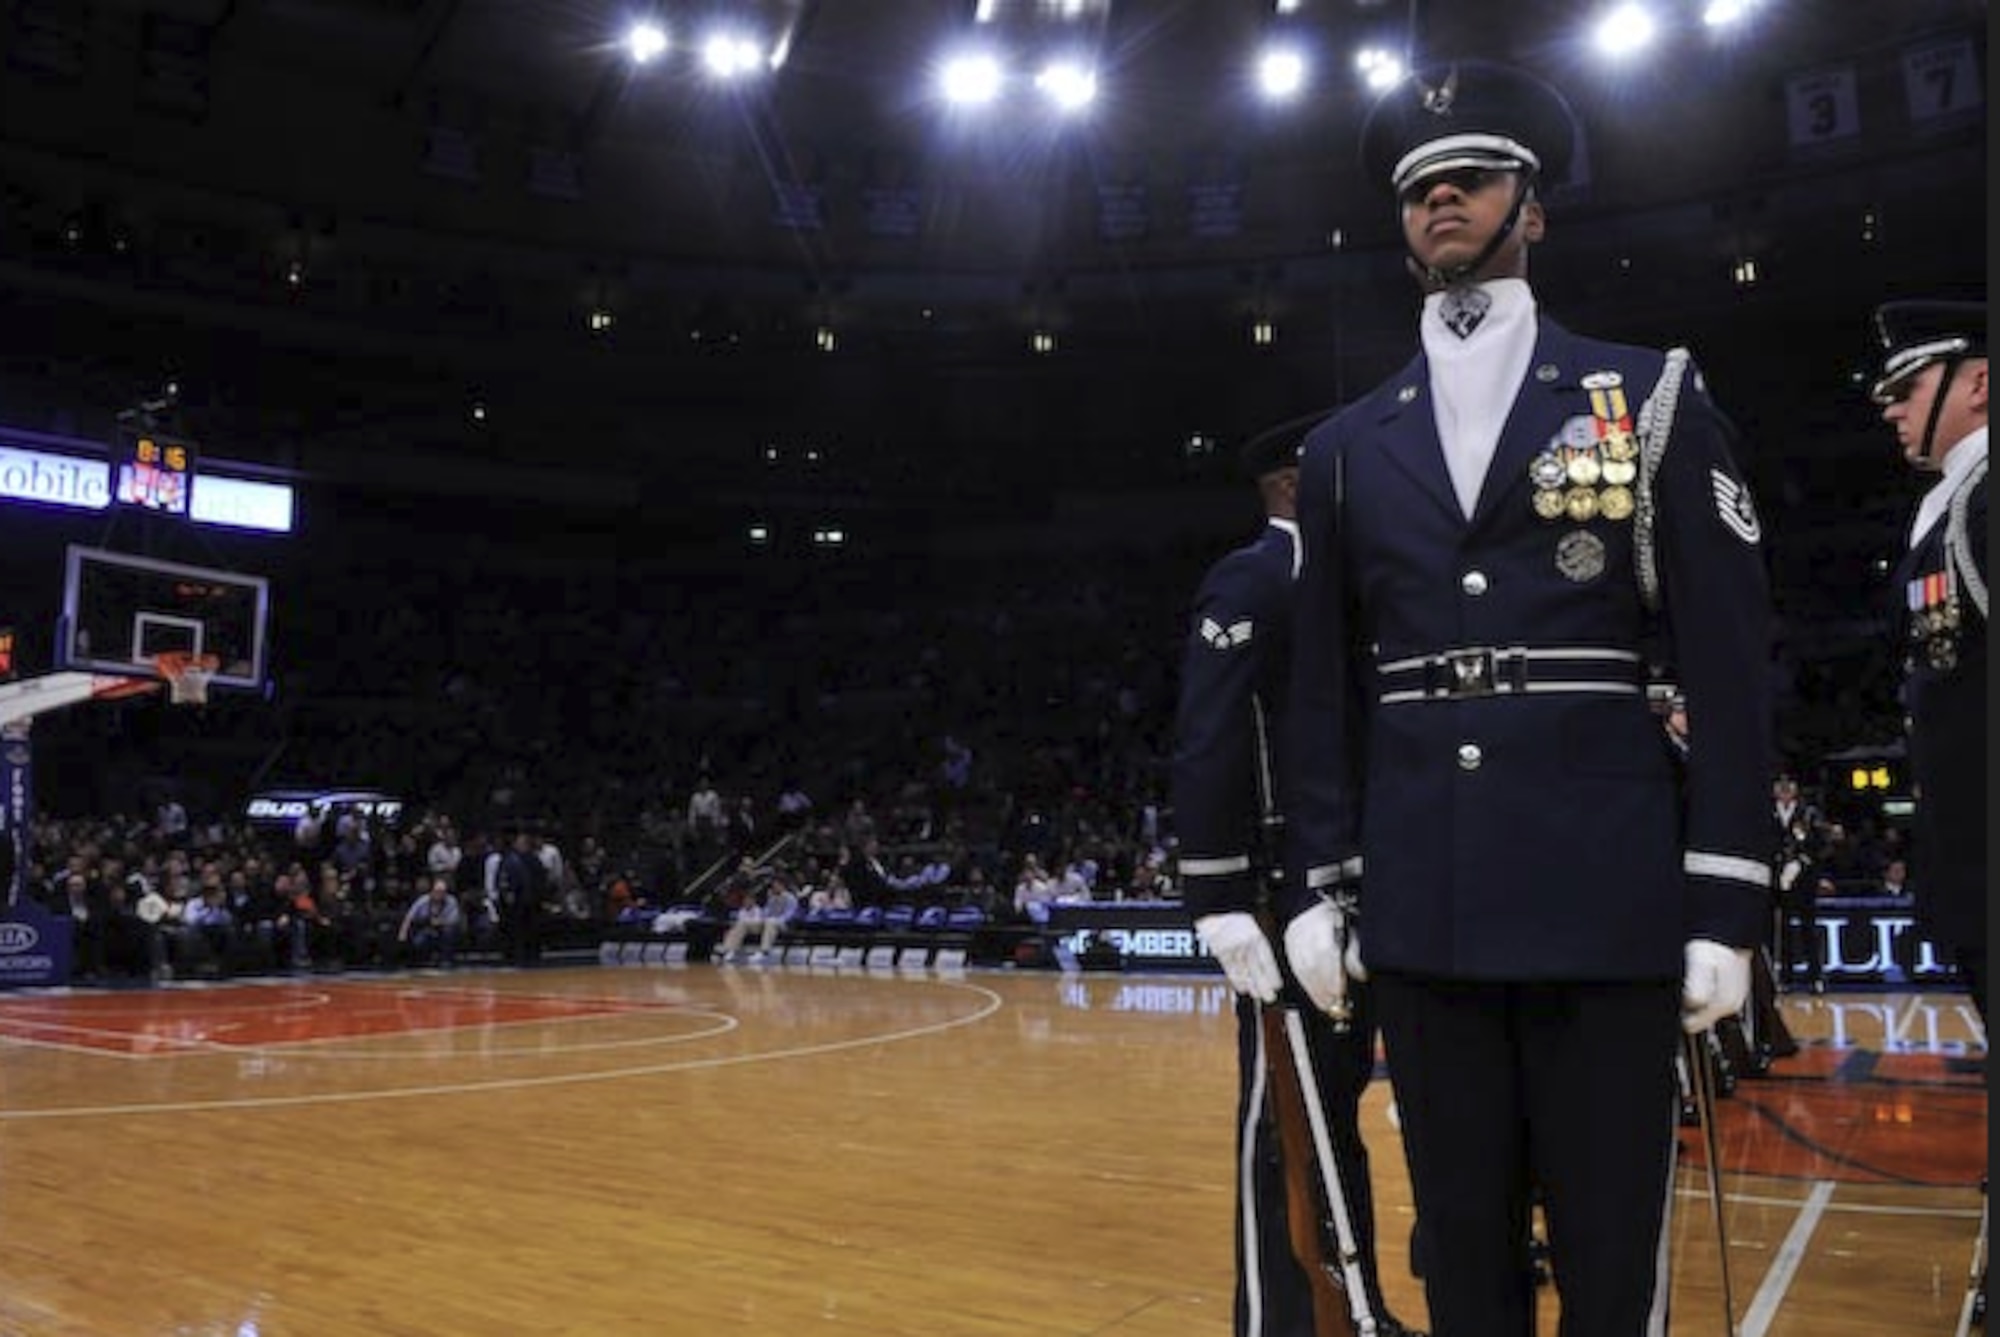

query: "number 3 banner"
(1786, 65), (1860, 149)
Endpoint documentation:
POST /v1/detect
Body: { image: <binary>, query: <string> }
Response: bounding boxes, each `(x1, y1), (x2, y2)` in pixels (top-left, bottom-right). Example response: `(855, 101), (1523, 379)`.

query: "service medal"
(1580, 371), (1624, 391)
(1556, 530), (1608, 583)
(1602, 428), (1639, 462)
(1533, 489), (1568, 520)
(1598, 486), (1634, 520)
(1601, 458), (1637, 486)
(1530, 451), (1569, 489)
(1566, 453), (1603, 486)
(1565, 487), (1599, 522)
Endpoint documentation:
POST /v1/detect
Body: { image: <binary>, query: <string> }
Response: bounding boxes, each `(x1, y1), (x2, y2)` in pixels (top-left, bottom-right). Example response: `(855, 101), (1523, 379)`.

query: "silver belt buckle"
(1439, 647), (1497, 698)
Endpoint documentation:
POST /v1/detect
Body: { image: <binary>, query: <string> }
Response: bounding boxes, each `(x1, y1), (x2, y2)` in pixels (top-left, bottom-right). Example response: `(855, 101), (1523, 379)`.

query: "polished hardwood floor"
(0, 963), (1983, 1336)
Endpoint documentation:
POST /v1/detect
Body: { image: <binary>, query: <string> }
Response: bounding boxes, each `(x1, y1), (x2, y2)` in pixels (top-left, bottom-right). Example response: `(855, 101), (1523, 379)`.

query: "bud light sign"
(243, 788), (405, 829)
(0, 899), (70, 988)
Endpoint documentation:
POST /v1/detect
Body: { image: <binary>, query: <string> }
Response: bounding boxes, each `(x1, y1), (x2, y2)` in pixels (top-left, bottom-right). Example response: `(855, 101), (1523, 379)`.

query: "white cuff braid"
(1194, 913), (1283, 1003)
(1680, 939), (1751, 1034)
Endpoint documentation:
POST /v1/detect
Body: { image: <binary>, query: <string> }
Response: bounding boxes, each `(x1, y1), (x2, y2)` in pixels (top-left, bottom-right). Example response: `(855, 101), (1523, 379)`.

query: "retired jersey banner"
(1901, 36), (1982, 127)
(1786, 65), (1861, 151)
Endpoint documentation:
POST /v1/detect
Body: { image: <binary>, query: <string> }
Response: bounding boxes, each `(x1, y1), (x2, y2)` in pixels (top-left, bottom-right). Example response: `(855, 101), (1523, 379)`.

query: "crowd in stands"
(14, 525), (1928, 988)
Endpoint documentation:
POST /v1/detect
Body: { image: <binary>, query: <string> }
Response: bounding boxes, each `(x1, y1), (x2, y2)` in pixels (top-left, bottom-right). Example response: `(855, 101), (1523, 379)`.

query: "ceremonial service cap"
(1360, 59), (1578, 196)
(1238, 409), (1332, 480)
(1870, 299), (1988, 404)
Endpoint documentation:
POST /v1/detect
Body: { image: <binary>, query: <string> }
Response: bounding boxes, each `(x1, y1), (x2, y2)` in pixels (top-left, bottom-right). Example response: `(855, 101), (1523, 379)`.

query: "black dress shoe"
(1374, 1317), (1427, 1337)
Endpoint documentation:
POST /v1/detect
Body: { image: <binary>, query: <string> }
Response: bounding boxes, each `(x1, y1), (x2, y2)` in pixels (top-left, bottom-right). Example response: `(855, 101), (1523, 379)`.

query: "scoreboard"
(114, 430), (195, 514)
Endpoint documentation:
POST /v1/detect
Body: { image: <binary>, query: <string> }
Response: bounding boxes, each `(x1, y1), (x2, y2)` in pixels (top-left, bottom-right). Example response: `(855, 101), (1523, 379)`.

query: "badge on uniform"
(1200, 616), (1254, 649)
(1556, 529), (1607, 583)
(1710, 468), (1762, 545)
(1906, 567), (1961, 670)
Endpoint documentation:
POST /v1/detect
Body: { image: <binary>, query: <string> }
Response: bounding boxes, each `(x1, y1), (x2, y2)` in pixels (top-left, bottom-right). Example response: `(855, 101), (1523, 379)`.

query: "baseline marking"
(0, 979), (1005, 1121)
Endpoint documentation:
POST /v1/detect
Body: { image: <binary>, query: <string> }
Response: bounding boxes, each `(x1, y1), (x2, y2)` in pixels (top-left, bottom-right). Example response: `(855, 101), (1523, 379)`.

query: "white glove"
(1680, 939), (1752, 1034)
(1194, 913), (1282, 1003)
(1344, 927), (1367, 983)
(1283, 901), (1348, 1016)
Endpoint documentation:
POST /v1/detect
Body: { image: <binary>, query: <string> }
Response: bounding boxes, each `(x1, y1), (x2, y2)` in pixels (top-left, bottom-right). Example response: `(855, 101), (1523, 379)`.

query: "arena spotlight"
(700, 30), (766, 80)
(1034, 58), (1098, 113)
(1592, 3), (1658, 58)
(938, 50), (1004, 106)
(1704, 0), (1768, 25)
(625, 20), (667, 65)
(1256, 44), (1308, 101)
(1354, 47), (1404, 92)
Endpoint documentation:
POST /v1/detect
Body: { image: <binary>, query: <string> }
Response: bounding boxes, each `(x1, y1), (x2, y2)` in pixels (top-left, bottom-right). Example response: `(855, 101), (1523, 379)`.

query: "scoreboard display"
(114, 430), (195, 514)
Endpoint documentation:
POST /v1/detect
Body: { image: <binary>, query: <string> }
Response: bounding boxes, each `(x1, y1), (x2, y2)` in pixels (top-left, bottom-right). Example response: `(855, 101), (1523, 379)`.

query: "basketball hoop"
(154, 651), (220, 705)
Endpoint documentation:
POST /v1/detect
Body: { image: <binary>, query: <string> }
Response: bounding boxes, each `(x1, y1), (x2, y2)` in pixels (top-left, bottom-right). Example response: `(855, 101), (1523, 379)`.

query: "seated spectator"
(805, 870), (851, 914)
(397, 877), (465, 968)
(1878, 858), (1914, 900)
(1052, 860), (1093, 903)
(717, 875), (800, 963)
(181, 885), (238, 978)
(1012, 855), (1055, 921)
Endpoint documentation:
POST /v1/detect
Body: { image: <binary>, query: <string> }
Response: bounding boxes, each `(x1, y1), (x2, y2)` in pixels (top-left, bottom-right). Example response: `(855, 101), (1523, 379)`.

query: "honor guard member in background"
(1174, 419), (1420, 1337)
(1871, 299), (1987, 1028)
(1280, 62), (1774, 1336)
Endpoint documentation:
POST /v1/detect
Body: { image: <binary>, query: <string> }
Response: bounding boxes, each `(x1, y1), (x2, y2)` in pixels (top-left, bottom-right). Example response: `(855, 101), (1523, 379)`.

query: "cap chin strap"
(1916, 357), (1964, 469)
(1413, 172), (1533, 290)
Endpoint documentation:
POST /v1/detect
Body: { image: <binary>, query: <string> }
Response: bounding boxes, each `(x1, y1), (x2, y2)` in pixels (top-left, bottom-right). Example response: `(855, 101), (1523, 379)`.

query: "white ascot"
(1422, 277), (1538, 519)
(1910, 426), (1988, 548)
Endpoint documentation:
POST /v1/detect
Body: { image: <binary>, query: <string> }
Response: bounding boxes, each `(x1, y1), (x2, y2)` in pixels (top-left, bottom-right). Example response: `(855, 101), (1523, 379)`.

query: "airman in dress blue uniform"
(1174, 420), (1419, 1336)
(1871, 300), (1987, 1027)
(1279, 62), (1774, 1336)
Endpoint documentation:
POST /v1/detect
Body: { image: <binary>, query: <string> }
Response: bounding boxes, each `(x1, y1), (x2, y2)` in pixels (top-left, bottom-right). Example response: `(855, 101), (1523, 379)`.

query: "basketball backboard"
(57, 545), (269, 690)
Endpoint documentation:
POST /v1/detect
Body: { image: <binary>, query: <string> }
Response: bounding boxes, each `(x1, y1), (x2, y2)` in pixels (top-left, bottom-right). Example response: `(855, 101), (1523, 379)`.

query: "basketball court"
(0, 963), (1981, 1335)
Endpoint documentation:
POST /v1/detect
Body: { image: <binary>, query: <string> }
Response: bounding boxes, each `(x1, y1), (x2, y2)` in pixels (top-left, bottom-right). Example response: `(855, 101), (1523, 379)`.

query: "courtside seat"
(932, 906), (987, 969)
(600, 904), (708, 964)
(831, 906), (882, 967)
(869, 905), (919, 968)
(780, 908), (844, 960)
(795, 906), (856, 965)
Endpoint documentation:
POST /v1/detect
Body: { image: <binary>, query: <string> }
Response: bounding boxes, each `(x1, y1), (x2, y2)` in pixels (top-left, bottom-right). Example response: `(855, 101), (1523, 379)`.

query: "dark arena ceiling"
(0, 0), (1986, 520)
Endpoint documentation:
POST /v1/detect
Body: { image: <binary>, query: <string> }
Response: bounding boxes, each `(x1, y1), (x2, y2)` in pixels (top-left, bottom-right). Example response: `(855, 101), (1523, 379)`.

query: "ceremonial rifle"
(1244, 666), (1375, 1335)
(1256, 909), (1378, 1337)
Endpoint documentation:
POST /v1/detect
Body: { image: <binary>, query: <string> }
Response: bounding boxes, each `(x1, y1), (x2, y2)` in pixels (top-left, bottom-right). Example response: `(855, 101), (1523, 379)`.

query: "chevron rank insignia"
(1200, 616), (1254, 648)
(1711, 468), (1762, 545)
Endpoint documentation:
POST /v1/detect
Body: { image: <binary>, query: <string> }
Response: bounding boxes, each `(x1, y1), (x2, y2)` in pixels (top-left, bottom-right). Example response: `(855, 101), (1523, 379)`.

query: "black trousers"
(1231, 984), (1391, 1337)
(1777, 895), (1821, 986)
(1373, 975), (1682, 1337)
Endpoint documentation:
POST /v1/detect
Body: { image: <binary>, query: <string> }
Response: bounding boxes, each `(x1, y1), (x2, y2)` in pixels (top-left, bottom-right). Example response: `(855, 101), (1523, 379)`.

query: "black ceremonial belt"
(1376, 645), (1646, 704)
